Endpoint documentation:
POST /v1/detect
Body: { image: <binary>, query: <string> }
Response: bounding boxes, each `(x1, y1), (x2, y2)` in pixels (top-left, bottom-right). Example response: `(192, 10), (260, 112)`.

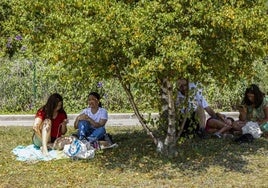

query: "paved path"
(0, 112), (239, 127)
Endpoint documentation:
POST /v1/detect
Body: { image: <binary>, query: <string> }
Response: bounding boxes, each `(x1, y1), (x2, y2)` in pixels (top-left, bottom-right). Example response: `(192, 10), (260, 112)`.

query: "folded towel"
(12, 144), (67, 162)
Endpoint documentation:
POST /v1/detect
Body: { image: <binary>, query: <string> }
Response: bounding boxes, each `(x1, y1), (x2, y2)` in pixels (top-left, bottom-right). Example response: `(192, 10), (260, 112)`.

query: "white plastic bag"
(63, 139), (95, 159)
(242, 121), (262, 139)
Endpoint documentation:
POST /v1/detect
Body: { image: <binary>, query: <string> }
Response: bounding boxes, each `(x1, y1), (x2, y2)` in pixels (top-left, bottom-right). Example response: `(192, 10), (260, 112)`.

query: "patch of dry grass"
(0, 126), (267, 188)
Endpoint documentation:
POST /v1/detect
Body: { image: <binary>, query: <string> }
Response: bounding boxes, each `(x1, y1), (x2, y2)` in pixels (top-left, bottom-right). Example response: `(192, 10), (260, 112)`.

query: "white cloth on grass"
(12, 144), (67, 162)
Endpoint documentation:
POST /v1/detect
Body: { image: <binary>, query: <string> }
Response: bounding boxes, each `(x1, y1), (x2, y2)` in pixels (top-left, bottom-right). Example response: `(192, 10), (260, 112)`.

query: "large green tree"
(1, 0), (267, 157)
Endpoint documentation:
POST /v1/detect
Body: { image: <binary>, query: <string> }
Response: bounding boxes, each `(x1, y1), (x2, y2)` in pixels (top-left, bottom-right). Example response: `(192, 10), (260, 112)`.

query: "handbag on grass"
(63, 139), (95, 159)
(242, 121), (262, 139)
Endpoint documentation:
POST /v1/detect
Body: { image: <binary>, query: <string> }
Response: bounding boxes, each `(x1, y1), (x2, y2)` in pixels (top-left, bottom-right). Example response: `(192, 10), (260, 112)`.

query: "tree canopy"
(1, 0), (267, 81)
(1, 0), (267, 157)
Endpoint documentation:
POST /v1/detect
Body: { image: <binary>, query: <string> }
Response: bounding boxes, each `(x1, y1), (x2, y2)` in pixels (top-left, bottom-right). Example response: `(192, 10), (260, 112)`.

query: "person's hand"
(216, 113), (225, 121)
(33, 125), (38, 132)
(225, 119), (233, 126)
(74, 114), (89, 129)
(231, 121), (238, 128)
(61, 119), (69, 126)
(237, 105), (247, 113)
(78, 114), (88, 121)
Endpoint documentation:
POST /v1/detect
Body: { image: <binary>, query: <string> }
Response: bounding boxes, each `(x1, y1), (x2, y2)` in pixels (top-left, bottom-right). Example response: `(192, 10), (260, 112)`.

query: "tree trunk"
(156, 139), (178, 158)
(117, 69), (181, 158)
(116, 71), (158, 145)
(158, 78), (178, 157)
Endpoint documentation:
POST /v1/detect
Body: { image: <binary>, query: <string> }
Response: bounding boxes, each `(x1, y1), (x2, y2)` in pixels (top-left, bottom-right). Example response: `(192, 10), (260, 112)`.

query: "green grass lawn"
(0, 126), (267, 188)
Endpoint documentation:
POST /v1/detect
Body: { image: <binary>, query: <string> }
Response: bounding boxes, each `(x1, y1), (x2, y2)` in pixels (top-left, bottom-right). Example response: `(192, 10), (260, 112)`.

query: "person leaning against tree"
(176, 78), (218, 137)
(232, 84), (268, 135)
(32, 93), (68, 155)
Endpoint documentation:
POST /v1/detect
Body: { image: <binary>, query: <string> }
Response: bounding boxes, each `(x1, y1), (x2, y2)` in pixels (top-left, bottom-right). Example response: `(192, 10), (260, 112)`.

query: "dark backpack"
(234, 133), (254, 144)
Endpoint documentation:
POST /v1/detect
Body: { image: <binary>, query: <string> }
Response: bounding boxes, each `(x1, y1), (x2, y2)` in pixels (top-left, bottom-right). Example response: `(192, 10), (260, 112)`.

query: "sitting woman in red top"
(32, 93), (68, 155)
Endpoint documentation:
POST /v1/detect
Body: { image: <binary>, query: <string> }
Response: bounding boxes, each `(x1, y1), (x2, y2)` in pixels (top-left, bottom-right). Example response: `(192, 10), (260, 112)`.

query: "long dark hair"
(242, 84), (265, 108)
(40, 93), (65, 119)
(89, 91), (102, 107)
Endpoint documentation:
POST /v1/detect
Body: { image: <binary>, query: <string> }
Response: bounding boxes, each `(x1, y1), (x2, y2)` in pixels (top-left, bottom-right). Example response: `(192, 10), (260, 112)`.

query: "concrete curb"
(0, 113), (157, 120)
(0, 112), (239, 127)
(0, 113), (155, 127)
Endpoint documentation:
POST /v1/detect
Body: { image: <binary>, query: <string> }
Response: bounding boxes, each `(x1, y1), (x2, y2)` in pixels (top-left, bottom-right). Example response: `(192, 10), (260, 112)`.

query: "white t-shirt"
(81, 107), (108, 124)
(176, 82), (209, 112)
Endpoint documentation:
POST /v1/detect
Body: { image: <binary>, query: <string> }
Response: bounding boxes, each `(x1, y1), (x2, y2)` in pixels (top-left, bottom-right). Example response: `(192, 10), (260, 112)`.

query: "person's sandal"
(213, 132), (222, 138)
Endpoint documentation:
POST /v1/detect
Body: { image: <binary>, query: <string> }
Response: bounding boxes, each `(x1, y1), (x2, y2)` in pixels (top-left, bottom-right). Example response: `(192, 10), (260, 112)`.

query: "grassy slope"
(0, 126), (267, 188)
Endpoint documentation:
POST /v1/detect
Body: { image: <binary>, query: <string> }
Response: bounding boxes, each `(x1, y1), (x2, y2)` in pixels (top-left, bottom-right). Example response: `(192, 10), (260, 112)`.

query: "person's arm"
(207, 107), (235, 126)
(238, 105), (247, 121)
(60, 119), (68, 135)
(74, 109), (108, 128)
(74, 114), (88, 129)
(196, 90), (217, 119)
(33, 117), (43, 139)
(204, 106), (217, 119)
(204, 106), (234, 126)
(87, 117), (107, 128)
(258, 105), (268, 125)
(77, 114), (107, 128)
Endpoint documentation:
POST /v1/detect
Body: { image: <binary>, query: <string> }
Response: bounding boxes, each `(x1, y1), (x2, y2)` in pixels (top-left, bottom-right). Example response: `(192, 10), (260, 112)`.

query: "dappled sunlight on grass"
(0, 126), (267, 187)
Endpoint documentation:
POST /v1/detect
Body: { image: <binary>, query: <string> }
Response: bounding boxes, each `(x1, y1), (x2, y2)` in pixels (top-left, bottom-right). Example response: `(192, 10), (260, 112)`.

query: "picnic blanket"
(12, 145), (68, 162)
(12, 142), (118, 162)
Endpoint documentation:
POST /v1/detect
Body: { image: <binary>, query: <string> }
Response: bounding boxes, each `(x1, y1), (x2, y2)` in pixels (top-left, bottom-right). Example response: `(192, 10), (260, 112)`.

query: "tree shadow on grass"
(99, 126), (268, 176)
(4, 126), (267, 180)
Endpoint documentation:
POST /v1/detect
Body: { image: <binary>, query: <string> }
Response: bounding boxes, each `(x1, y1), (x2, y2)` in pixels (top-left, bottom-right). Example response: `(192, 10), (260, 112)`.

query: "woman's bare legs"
(231, 120), (246, 134)
(41, 119), (52, 155)
(206, 118), (233, 138)
(207, 119), (232, 134)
